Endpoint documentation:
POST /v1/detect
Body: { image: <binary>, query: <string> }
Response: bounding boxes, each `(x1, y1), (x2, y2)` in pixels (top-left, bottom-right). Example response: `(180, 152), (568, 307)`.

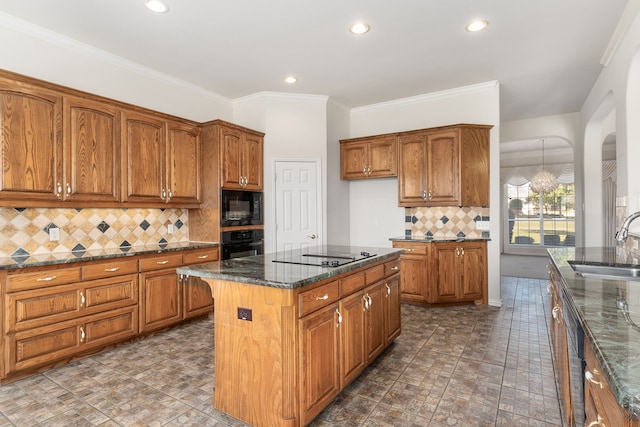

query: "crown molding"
(350, 81), (499, 114)
(233, 91), (329, 105)
(601, 0), (640, 66)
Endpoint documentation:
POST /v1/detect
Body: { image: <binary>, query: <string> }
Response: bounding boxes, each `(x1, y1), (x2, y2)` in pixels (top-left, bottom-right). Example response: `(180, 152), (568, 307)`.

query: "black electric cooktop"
(272, 250), (376, 267)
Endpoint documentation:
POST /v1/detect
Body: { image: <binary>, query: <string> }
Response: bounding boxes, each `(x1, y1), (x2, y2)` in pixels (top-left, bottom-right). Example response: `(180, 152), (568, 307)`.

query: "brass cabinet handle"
(362, 294), (369, 310)
(391, 265), (399, 271)
(315, 294), (329, 301)
(547, 283), (552, 294)
(161, 188), (167, 199)
(336, 309), (342, 327)
(552, 305), (562, 324)
(104, 267), (120, 272)
(56, 182), (63, 197)
(36, 276), (57, 282)
(80, 292), (85, 308)
(66, 183), (71, 194)
(386, 283), (391, 296)
(405, 248), (414, 252)
(197, 255), (209, 259)
(80, 326), (86, 343)
(156, 260), (170, 265)
(585, 370), (604, 389)
(586, 414), (605, 427)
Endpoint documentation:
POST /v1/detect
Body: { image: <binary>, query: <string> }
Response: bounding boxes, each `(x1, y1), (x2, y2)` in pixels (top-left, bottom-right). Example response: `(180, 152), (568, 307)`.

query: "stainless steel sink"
(568, 261), (640, 280)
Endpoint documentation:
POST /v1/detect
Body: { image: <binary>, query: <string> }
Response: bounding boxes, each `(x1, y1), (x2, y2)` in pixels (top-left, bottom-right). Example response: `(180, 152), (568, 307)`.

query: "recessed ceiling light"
(349, 22), (370, 35)
(145, 0), (169, 13)
(283, 76), (297, 84)
(466, 20), (488, 32)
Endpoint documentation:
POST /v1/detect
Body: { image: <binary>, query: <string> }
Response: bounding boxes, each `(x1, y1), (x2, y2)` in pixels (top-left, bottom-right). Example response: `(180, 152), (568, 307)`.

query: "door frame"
(272, 158), (324, 252)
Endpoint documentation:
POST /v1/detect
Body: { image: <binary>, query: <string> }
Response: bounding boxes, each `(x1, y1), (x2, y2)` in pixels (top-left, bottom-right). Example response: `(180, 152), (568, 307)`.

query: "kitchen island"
(548, 247), (640, 426)
(177, 245), (402, 427)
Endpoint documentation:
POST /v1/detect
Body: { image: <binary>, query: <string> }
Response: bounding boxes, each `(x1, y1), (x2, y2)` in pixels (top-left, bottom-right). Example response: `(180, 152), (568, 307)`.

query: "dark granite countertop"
(548, 246), (640, 417)
(0, 241), (219, 270)
(177, 245), (402, 289)
(389, 236), (490, 243)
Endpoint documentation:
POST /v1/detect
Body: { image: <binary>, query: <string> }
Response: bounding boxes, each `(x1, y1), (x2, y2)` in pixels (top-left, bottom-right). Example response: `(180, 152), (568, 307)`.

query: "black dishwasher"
(562, 287), (585, 426)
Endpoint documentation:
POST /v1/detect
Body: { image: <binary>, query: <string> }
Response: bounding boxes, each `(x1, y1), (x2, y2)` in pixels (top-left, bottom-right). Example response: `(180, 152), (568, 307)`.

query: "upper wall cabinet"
(0, 75), (64, 204)
(122, 110), (201, 207)
(64, 95), (121, 203)
(340, 134), (397, 180)
(217, 121), (264, 191)
(398, 124), (491, 207)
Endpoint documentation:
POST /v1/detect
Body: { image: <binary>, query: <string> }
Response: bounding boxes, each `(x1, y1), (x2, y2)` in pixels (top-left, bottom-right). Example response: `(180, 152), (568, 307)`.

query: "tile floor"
(0, 276), (561, 426)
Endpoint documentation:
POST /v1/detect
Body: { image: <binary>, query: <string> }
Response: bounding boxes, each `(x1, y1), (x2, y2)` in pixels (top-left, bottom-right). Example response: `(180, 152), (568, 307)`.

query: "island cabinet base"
(201, 255), (401, 427)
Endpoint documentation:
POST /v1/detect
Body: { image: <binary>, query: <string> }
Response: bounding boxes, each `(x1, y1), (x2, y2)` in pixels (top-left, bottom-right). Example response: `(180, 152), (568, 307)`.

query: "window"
(507, 183), (575, 247)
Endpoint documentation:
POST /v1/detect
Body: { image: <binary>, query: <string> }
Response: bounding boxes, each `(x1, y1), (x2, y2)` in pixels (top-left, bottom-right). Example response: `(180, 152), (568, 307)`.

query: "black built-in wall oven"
(220, 190), (264, 260)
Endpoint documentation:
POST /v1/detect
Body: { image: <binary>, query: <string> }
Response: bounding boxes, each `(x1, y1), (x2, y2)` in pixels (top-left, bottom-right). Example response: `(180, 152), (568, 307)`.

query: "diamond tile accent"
(406, 207), (490, 239)
(11, 248), (30, 264)
(97, 221), (110, 233)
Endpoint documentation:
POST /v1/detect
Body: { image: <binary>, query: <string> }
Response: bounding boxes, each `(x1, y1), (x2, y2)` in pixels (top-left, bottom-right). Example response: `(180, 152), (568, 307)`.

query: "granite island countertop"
(548, 246), (640, 417)
(177, 245), (402, 289)
(389, 236), (491, 243)
(0, 241), (219, 270)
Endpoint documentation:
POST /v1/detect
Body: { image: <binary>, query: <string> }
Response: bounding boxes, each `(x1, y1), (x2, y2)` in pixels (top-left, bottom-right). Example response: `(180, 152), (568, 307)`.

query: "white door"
(275, 160), (322, 252)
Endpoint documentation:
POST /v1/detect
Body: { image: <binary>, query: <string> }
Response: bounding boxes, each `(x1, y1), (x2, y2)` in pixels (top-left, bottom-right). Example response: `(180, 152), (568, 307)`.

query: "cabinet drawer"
(6, 267), (82, 292)
(384, 259), (401, 277)
(392, 242), (427, 255)
(298, 281), (340, 318)
(139, 253), (184, 271)
(365, 264), (385, 284)
(183, 248), (219, 265)
(340, 272), (366, 296)
(82, 258), (139, 280)
(6, 274), (138, 333)
(6, 306), (138, 375)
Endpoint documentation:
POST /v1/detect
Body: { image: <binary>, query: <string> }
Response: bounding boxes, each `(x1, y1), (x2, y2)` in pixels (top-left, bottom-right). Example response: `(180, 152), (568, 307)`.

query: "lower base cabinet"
(1, 246), (218, 382)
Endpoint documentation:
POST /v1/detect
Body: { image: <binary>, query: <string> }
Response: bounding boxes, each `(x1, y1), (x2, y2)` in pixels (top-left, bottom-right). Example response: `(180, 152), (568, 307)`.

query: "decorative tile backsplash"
(0, 207), (189, 260)
(405, 206), (490, 239)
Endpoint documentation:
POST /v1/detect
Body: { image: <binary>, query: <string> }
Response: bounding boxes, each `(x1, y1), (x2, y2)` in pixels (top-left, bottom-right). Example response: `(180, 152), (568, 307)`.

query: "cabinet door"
(64, 95), (120, 202)
(219, 126), (243, 189)
(139, 268), (182, 332)
(300, 303), (341, 426)
(367, 135), (397, 178)
(365, 281), (386, 361)
(397, 132), (427, 206)
(339, 291), (366, 388)
(183, 276), (213, 319)
(384, 273), (401, 344)
(340, 141), (367, 179)
(426, 129), (460, 205)
(0, 78), (63, 203)
(431, 243), (459, 303)
(397, 252), (428, 303)
(122, 110), (166, 203)
(241, 132), (263, 191)
(459, 243), (485, 302)
(167, 120), (201, 205)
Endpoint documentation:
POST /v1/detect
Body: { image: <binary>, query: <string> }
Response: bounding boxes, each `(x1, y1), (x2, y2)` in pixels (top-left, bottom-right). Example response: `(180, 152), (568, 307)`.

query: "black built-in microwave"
(221, 190), (263, 227)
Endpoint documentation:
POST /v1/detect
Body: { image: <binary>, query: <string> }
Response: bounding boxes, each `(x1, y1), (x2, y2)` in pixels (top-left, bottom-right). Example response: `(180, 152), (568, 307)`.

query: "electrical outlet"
(49, 227), (60, 241)
(237, 307), (252, 321)
(167, 224), (174, 234)
(436, 220), (443, 229)
(476, 221), (490, 231)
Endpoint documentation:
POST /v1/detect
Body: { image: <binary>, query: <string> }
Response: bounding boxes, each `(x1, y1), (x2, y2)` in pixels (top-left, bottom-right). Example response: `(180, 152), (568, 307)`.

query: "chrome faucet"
(615, 210), (640, 243)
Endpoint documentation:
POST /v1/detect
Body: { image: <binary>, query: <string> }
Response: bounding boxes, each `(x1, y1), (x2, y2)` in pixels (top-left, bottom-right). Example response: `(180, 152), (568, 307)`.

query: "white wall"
(326, 101), (352, 246)
(581, 0), (640, 239)
(0, 12), (232, 122)
(234, 93), (330, 254)
(347, 82), (502, 306)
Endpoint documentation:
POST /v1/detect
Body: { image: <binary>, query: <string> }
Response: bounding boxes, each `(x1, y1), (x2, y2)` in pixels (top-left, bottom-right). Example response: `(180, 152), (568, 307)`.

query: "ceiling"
(0, 0), (630, 122)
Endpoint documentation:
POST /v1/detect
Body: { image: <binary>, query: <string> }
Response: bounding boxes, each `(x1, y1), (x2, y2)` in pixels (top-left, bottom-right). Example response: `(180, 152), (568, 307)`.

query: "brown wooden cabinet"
(0, 74), (64, 203)
(181, 248), (218, 319)
(64, 95), (121, 203)
(138, 252), (184, 333)
(431, 241), (486, 304)
(216, 120), (264, 191)
(392, 241), (429, 303)
(339, 134), (397, 180)
(392, 240), (486, 305)
(397, 124), (491, 207)
(548, 264), (573, 426)
(166, 120), (201, 205)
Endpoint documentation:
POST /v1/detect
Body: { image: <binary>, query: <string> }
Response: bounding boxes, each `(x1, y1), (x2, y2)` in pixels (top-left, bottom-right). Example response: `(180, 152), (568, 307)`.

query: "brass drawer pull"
(156, 260), (170, 265)
(104, 267), (120, 272)
(585, 370), (604, 389)
(36, 276), (57, 282)
(315, 294), (329, 301)
(197, 255), (209, 259)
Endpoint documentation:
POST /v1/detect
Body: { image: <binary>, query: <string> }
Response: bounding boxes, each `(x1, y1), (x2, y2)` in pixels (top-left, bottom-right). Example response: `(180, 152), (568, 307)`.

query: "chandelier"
(530, 138), (558, 194)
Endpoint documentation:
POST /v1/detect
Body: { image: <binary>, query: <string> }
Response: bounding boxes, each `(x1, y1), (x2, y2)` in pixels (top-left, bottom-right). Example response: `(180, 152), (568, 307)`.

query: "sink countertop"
(177, 245), (403, 289)
(548, 246), (640, 417)
(389, 236), (491, 243)
(0, 241), (220, 270)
